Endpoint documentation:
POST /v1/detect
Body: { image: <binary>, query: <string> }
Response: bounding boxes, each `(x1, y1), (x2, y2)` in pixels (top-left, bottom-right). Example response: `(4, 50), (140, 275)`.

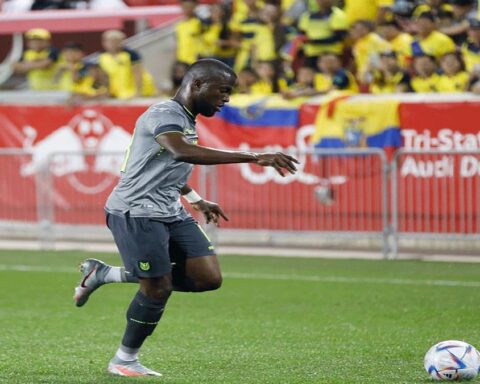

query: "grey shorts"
(106, 211), (215, 278)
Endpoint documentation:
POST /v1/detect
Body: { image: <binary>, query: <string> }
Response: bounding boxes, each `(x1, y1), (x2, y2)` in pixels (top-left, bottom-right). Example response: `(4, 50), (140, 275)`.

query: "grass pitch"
(0, 250), (480, 384)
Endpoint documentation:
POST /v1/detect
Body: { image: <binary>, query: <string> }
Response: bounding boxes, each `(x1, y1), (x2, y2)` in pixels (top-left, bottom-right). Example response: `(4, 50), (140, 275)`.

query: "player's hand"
(191, 200), (229, 226)
(255, 152), (300, 177)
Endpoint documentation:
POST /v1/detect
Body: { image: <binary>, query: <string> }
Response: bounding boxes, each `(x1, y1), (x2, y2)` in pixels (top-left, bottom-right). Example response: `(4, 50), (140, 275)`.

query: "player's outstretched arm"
(156, 132), (299, 176)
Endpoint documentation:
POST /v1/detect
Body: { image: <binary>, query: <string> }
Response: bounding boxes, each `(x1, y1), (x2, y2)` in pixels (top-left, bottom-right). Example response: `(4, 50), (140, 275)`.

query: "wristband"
(182, 189), (202, 204)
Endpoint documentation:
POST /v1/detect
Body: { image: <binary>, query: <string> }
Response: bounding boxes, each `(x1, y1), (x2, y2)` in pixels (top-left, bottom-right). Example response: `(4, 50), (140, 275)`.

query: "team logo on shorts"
(139, 261), (150, 271)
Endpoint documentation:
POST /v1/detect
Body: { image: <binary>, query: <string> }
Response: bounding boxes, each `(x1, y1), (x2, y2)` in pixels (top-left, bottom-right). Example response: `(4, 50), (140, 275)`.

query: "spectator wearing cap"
(377, 20), (413, 67)
(12, 28), (59, 90)
(411, 53), (441, 92)
(98, 30), (157, 99)
(462, 18), (480, 73)
(437, 52), (469, 92)
(365, 51), (412, 93)
(54, 42), (85, 92)
(176, 0), (202, 65)
(343, 0), (394, 25)
(412, 0), (454, 20)
(440, 0), (477, 45)
(410, 12), (456, 60)
(350, 20), (391, 79)
(297, 0), (348, 68)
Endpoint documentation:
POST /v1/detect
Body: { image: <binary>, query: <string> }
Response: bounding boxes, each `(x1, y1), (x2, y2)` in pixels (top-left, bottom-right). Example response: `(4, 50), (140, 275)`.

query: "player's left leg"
(168, 217), (222, 292)
(73, 258), (139, 307)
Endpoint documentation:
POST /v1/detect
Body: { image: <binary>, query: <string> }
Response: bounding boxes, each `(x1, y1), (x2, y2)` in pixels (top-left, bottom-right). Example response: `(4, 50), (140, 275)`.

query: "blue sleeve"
(125, 48), (141, 63)
(332, 69), (350, 89)
(48, 47), (59, 61)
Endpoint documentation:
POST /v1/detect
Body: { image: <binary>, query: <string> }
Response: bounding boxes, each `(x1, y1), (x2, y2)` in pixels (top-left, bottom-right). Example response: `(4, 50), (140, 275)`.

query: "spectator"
(68, 61), (110, 105)
(170, 61), (190, 95)
(297, 0), (348, 68)
(253, 3), (292, 64)
(55, 42), (85, 92)
(365, 51), (412, 93)
(230, 0), (264, 72)
(176, 0), (202, 65)
(437, 52), (469, 92)
(12, 28), (59, 90)
(198, 3), (236, 67)
(377, 20), (413, 68)
(235, 66), (259, 94)
(412, 0), (454, 19)
(281, 66), (315, 99)
(462, 18), (480, 73)
(250, 60), (288, 94)
(343, 0), (395, 25)
(350, 20), (391, 78)
(410, 12), (456, 59)
(411, 53), (440, 92)
(314, 52), (358, 93)
(440, 0), (477, 45)
(98, 29), (157, 99)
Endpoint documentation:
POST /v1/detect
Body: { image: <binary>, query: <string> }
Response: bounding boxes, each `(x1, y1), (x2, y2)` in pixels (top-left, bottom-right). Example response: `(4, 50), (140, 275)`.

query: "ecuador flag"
(198, 94), (301, 148)
(311, 92), (402, 151)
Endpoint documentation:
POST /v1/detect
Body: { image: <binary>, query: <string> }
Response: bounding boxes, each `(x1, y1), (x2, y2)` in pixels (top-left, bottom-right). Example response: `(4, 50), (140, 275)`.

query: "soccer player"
(73, 59), (299, 377)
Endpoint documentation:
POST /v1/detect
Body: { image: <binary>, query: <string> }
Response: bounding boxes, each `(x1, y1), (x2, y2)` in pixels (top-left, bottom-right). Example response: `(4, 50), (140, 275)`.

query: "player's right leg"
(108, 275), (172, 377)
(100, 212), (173, 376)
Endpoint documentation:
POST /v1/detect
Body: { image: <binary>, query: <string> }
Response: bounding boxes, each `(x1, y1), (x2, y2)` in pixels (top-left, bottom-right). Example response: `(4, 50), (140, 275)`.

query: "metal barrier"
(0, 148), (390, 255)
(2, 147), (480, 258)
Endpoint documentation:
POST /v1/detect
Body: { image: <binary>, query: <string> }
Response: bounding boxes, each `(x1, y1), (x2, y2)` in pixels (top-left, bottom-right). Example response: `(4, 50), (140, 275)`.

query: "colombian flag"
(198, 94), (301, 148)
(311, 91), (402, 152)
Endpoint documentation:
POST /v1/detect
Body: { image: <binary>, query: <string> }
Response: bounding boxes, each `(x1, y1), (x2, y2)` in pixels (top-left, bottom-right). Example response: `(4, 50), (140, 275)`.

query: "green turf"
(0, 250), (480, 384)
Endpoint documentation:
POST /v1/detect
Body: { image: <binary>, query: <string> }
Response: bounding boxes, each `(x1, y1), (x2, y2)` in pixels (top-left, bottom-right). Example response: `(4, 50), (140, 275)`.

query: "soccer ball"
(424, 340), (480, 381)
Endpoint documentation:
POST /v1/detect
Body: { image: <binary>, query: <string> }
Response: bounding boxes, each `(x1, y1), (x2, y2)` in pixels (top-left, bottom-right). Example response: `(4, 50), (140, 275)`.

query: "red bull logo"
(21, 109), (131, 194)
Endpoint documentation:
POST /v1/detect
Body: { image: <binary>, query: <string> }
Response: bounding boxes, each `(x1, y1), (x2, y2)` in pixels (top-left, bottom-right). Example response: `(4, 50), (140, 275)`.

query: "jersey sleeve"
(298, 12), (309, 34)
(125, 48), (142, 64)
(145, 109), (185, 138)
(48, 47), (59, 61)
(331, 8), (349, 31)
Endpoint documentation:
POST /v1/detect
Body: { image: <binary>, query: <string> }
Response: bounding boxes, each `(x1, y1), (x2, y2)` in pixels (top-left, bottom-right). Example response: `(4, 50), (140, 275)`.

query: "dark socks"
(121, 291), (168, 349)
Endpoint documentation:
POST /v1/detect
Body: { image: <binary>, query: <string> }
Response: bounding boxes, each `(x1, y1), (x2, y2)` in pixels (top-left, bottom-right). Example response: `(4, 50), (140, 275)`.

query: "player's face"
(194, 75), (235, 117)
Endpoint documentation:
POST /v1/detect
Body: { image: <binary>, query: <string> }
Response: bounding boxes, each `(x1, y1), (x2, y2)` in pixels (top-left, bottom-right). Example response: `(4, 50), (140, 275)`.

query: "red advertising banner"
(1, 96), (479, 234)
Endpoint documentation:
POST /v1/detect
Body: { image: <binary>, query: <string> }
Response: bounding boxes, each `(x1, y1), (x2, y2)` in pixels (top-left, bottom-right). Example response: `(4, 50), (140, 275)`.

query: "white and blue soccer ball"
(424, 340), (480, 381)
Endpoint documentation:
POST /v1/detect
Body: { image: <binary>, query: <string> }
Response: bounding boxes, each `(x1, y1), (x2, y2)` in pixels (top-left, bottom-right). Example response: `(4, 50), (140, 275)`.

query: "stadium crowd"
(7, 0), (480, 100)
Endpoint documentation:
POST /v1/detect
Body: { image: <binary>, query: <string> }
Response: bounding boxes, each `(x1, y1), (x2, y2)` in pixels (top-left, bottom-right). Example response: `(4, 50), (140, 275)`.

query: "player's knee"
(198, 273), (222, 291)
(141, 278), (173, 300)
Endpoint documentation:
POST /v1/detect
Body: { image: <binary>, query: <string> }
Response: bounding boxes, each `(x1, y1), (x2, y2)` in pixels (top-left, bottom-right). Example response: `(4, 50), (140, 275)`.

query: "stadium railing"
(0, 147), (386, 257)
(2, 147), (480, 258)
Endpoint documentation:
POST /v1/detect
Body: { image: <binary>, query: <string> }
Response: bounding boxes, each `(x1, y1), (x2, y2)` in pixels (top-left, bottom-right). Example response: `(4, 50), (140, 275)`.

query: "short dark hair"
(63, 41), (83, 50)
(183, 59), (236, 84)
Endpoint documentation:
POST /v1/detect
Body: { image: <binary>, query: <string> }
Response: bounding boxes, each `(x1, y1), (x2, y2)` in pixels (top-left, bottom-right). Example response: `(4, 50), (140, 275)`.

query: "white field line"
(0, 264), (480, 288)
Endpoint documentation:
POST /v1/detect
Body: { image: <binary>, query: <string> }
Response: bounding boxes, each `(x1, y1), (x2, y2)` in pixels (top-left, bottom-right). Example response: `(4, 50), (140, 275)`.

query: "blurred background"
(1, 0), (480, 260)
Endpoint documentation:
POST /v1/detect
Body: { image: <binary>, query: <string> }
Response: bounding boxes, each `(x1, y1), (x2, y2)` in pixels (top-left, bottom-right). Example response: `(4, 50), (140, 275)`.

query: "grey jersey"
(106, 99), (197, 220)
